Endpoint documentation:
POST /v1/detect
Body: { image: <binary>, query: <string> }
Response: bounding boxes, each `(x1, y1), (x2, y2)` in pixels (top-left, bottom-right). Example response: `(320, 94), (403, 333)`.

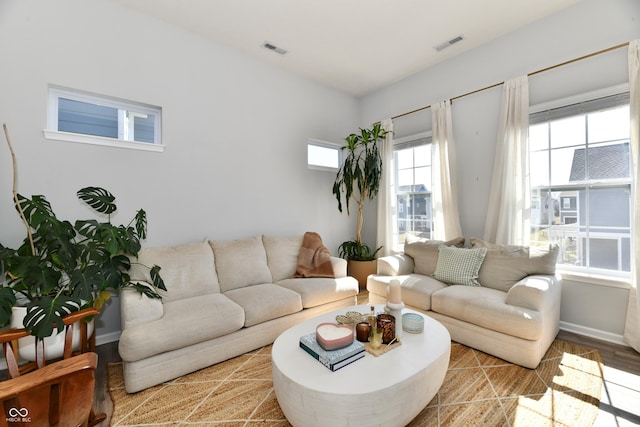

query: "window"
(394, 133), (433, 248)
(529, 89), (631, 275)
(45, 86), (163, 152)
(307, 139), (340, 170)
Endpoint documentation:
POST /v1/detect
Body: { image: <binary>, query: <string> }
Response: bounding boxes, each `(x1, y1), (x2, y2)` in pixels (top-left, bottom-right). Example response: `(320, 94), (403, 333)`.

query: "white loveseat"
(367, 237), (561, 369)
(118, 234), (359, 393)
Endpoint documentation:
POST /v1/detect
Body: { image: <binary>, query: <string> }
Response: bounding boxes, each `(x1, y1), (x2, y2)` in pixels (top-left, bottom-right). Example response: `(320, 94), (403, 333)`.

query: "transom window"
(45, 86), (163, 152)
(529, 90), (631, 275)
(307, 139), (341, 171)
(394, 134), (433, 248)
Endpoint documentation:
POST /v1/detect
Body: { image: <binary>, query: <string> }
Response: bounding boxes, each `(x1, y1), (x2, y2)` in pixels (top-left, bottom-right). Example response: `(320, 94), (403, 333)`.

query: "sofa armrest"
(506, 274), (561, 311)
(120, 283), (164, 329)
(331, 256), (348, 278)
(377, 254), (415, 276)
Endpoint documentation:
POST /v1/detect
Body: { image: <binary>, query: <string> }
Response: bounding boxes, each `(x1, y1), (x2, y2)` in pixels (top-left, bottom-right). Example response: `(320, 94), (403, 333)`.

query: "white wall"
(359, 0), (640, 343)
(0, 0), (359, 341)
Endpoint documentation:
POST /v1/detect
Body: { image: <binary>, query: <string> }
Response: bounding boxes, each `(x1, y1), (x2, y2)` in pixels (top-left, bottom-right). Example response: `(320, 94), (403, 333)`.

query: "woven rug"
(107, 340), (603, 426)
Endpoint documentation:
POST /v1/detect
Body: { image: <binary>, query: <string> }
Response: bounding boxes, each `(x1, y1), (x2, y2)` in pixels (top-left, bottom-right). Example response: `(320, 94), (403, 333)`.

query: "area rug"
(107, 340), (603, 426)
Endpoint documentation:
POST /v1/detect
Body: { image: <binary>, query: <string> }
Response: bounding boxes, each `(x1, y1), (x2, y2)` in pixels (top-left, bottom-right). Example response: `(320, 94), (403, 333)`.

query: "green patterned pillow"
(433, 245), (487, 286)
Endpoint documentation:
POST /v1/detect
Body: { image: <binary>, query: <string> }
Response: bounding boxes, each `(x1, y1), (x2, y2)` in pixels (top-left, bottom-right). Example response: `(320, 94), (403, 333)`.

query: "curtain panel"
(624, 39), (640, 353)
(483, 75), (531, 246)
(431, 100), (463, 240)
(376, 118), (396, 256)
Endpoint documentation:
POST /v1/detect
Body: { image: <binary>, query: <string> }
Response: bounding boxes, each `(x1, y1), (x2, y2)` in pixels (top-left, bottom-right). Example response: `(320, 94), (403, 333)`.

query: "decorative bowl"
(402, 313), (424, 333)
(335, 311), (367, 326)
(315, 322), (355, 351)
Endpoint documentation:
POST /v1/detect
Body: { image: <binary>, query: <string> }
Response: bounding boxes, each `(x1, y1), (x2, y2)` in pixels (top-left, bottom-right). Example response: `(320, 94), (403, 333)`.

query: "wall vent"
(262, 41), (288, 55)
(434, 34), (464, 52)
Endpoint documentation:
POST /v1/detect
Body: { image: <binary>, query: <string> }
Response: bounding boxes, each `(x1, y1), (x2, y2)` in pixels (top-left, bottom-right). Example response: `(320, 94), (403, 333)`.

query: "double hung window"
(394, 134), (433, 247)
(529, 89), (631, 275)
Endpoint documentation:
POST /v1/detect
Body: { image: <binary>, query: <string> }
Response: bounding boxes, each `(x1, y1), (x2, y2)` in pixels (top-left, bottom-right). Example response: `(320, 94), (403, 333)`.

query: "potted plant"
(0, 125), (165, 348)
(332, 122), (390, 288)
(0, 187), (166, 341)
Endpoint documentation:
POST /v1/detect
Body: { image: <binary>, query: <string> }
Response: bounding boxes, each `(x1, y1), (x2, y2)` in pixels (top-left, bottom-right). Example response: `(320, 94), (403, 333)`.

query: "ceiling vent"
(262, 41), (288, 55)
(434, 34), (464, 52)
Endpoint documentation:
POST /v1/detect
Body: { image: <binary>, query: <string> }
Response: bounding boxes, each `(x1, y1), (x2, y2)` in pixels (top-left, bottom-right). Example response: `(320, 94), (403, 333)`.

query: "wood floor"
(93, 320), (640, 426)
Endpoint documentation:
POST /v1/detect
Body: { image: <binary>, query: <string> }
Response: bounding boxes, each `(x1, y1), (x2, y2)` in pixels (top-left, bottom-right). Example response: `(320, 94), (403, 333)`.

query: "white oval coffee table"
(271, 304), (451, 427)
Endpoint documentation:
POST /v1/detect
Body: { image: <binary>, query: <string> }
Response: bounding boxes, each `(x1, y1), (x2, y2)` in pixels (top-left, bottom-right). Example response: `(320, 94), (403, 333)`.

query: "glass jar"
(376, 313), (396, 344)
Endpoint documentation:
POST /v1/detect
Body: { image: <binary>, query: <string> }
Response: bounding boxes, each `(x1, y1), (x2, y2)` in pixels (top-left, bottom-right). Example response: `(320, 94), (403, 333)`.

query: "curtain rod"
(389, 41), (630, 121)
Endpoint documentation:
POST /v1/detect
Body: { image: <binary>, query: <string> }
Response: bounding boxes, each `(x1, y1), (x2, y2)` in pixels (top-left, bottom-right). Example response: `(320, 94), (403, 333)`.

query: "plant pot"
(347, 259), (377, 291)
(10, 306), (95, 362)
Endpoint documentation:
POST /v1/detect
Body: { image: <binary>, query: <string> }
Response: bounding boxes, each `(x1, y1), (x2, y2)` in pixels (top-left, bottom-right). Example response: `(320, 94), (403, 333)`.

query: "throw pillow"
(262, 235), (304, 282)
(470, 238), (559, 292)
(432, 245), (487, 287)
(404, 235), (465, 276)
(209, 235), (273, 292)
(130, 240), (220, 302)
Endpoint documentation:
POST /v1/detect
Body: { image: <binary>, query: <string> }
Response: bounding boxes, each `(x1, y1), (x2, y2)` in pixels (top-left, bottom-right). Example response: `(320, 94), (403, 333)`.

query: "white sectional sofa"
(118, 234), (359, 393)
(367, 236), (561, 369)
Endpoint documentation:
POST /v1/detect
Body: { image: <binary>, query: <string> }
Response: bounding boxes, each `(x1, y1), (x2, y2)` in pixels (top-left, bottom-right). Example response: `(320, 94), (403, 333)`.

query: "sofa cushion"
(367, 274), (448, 311)
(118, 293), (244, 362)
(403, 235), (465, 276)
(276, 277), (359, 308)
(224, 284), (302, 327)
(209, 236), (273, 292)
(431, 285), (542, 340)
(262, 235), (303, 282)
(129, 240), (220, 302)
(433, 246), (487, 287)
(470, 238), (559, 292)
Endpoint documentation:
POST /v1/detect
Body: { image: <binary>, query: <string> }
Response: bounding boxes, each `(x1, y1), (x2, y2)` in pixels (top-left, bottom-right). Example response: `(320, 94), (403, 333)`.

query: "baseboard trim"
(96, 331), (121, 347)
(559, 321), (627, 347)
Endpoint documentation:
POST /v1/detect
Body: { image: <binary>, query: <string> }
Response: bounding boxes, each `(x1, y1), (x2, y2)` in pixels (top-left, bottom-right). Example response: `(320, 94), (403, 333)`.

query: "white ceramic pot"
(10, 306), (95, 361)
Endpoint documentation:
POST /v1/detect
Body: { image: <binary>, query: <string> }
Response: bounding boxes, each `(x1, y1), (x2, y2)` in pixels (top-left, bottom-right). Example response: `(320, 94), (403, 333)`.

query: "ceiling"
(115, 0), (584, 97)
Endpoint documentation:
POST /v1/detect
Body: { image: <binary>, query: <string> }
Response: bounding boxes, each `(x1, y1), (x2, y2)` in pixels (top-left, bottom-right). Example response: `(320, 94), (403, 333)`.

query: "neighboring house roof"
(569, 143), (629, 181)
(397, 184), (429, 193)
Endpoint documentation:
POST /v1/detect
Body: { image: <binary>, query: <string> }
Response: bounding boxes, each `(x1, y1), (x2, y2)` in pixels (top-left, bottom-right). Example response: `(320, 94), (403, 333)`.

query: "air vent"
(262, 41), (288, 55)
(434, 34), (464, 52)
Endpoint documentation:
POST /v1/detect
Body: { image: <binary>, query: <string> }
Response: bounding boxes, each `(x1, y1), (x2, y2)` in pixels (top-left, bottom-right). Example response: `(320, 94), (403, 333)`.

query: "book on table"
(299, 332), (365, 371)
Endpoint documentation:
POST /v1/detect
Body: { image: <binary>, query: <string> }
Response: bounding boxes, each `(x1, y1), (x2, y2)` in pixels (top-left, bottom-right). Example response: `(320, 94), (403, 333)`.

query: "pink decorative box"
(315, 322), (354, 351)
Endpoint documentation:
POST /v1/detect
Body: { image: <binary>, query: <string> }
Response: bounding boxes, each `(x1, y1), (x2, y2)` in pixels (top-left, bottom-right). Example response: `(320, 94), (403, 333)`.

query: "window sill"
(43, 130), (164, 152)
(308, 164), (338, 172)
(558, 269), (631, 289)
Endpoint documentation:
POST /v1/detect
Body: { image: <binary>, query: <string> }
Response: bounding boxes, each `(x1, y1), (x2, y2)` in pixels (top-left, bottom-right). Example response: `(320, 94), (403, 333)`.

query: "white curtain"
(376, 118), (396, 255)
(483, 75), (531, 246)
(431, 100), (463, 240)
(624, 39), (640, 353)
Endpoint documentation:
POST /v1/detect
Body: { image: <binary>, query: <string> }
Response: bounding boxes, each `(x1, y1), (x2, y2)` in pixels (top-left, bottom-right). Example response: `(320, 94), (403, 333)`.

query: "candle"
(388, 279), (402, 304)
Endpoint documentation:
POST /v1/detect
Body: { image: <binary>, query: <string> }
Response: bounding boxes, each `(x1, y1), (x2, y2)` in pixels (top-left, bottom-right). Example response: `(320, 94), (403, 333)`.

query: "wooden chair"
(0, 308), (106, 426)
(0, 352), (97, 427)
(1, 307), (99, 377)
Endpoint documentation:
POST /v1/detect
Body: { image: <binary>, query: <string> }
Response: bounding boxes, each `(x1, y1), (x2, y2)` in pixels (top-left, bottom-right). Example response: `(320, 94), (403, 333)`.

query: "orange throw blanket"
(293, 232), (335, 278)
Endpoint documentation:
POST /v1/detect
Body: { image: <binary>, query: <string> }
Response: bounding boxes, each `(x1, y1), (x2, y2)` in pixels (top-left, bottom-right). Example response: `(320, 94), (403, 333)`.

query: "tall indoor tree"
(333, 122), (390, 261)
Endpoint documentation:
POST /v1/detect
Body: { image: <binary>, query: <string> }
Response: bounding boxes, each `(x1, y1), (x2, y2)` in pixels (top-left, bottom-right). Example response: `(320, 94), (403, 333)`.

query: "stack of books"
(299, 332), (365, 371)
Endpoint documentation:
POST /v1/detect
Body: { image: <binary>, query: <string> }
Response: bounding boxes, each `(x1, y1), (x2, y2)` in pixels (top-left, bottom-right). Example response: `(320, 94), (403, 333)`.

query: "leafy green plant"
(0, 187), (166, 338)
(338, 240), (383, 262)
(332, 122), (390, 260)
(0, 124), (165, 339)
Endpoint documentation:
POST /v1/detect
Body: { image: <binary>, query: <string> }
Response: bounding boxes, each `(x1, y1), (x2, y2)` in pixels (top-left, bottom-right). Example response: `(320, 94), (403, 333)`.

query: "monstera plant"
(0, 186), (166, 339)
